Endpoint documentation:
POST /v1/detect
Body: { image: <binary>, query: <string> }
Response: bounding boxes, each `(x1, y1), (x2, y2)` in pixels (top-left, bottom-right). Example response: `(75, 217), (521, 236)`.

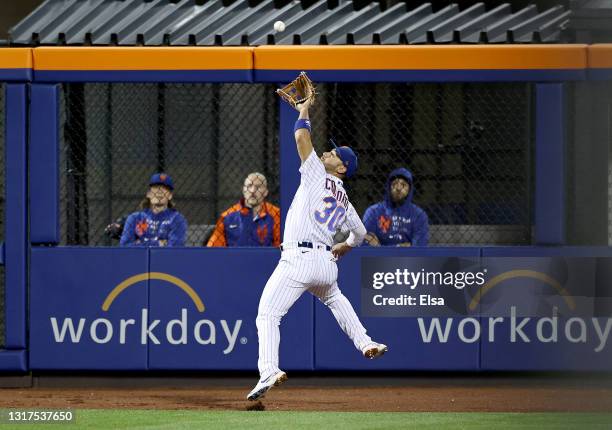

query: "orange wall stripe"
(34, 47), (254, 71)
(0, 48), (33, 69)
(1, 45), (605, 73)
(254, 45), (587, 70)
(588, 44), (612, 69)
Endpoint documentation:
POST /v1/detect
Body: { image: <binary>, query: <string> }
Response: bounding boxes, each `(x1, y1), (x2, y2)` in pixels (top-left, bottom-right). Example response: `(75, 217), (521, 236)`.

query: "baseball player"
(247, 95), (387, 401)
(120, 173), (187, 247)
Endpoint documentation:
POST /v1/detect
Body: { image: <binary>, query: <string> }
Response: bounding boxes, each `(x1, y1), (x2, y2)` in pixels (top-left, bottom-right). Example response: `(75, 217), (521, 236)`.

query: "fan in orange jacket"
(207, 172), (280, 247)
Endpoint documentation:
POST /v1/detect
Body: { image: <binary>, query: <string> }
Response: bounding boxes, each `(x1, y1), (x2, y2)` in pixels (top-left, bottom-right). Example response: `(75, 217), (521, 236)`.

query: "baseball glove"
(276, 71), (316, 110)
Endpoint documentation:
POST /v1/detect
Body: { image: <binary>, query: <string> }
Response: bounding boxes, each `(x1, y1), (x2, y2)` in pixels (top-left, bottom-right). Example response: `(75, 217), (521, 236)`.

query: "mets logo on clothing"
(136, 220), (149, 236)
(378, 215), (391, 233)
(257, 225), (269, 244)
(48, 272), (244, 354)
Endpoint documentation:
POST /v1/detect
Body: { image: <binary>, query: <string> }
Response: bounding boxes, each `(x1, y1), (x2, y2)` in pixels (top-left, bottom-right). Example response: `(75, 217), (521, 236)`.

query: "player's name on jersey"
(372, 294), (445, 307)
(325, 178), (349, 208)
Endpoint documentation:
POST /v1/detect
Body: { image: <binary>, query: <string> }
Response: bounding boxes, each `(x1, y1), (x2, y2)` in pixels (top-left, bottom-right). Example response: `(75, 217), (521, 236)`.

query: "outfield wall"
(28, 247), (612, 371)
(1, 45), (611, 371)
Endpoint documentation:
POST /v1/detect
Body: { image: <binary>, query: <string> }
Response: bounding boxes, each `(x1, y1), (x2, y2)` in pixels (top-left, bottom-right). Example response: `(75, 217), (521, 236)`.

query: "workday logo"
(468, 269), (576, 313)
(49, 272), (243, 354)
(416, 267), (612, 352)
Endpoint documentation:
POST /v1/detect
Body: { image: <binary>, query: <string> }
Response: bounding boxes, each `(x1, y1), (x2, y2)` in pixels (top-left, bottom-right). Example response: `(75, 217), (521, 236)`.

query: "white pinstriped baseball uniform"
(256, 150), (372, 381)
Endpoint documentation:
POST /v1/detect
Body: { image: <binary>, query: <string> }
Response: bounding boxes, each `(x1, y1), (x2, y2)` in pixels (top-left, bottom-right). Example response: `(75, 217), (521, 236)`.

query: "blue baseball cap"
(149, 173), (174, 190)
(329, 138), (358, 178)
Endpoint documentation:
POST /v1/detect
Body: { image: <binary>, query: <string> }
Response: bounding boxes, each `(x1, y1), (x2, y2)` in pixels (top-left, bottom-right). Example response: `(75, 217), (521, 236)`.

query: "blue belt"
(280, 241), (331, 251)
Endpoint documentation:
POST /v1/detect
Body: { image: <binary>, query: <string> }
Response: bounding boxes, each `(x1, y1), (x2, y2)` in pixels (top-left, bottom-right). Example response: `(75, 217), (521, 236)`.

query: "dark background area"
(0, 0), (570, 41)
(0, 0), (44, 41)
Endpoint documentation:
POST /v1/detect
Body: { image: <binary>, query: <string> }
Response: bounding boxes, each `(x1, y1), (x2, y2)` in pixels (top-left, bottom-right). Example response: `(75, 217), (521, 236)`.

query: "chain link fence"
(59, 81), (532, 247)
(59, 83), (279, 246)
(0, 83), (5, 347)
(309, 83), (533, 245)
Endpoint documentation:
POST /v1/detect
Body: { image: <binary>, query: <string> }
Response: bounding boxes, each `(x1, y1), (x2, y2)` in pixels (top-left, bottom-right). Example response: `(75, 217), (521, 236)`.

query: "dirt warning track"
(0, 375), (611, 412)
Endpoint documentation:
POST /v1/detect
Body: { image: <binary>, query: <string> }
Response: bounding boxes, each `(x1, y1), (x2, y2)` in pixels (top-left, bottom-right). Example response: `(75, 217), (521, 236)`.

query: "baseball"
(273, 21), (286, 32)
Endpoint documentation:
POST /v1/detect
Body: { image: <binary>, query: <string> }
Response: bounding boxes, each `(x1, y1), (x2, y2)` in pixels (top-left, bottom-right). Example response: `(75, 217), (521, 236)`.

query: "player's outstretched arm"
(294, 100), (314, 162)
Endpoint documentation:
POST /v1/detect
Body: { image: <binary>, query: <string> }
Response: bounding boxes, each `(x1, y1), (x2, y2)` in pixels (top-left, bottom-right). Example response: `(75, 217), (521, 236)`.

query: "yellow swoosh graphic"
(469, 269), (576, 312)
(102, 272), (205, 312)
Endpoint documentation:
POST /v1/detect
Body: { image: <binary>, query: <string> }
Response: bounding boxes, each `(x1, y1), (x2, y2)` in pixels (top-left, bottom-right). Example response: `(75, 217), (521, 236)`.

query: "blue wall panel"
(481, 319), (612, 370)
(0, 350), (27, 371)
(535, 83), (566, 245)
(24, 247), (612, 371)
(0, 69), (32, 81)
(482, 247), (612, 258)
(148, 248), (313, 370)
(588, 69), (612, 81)
(29, 84), (60, 244)
(254, 69), (586, 83)
(480, 247), (612, 370)
(4, 84), (28, 349)
(30, 248), (149, 370)
(315, 247), (482, 370)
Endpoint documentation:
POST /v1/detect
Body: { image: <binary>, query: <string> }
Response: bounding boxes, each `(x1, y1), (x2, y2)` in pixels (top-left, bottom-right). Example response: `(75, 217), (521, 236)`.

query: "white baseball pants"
(256, 248), (372, 380)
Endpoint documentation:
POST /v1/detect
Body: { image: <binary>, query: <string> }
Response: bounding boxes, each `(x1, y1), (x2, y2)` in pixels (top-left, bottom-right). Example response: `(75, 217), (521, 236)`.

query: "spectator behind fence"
(207, 172), (280, 247)
(362, 168), (429, 247)
(120, 173), (188, 247)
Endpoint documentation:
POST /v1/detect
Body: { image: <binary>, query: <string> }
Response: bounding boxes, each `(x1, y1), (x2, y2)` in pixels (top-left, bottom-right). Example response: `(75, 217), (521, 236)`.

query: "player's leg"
(256, 260), (305, 381)
(309, 282), (373, 352)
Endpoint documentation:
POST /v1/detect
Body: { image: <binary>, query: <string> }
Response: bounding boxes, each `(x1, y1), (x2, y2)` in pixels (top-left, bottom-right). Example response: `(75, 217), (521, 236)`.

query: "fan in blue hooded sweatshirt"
(362, 168), (429, 246)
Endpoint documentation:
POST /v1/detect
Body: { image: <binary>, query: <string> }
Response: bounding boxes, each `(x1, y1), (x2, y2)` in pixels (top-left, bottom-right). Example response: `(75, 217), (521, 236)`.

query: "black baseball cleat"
(362, 342), (388, 359)
(246, 371), (288, 401)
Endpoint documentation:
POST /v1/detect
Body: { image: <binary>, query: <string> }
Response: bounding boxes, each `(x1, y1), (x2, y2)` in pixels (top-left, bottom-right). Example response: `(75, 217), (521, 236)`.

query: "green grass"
(3, 410), (611, 429)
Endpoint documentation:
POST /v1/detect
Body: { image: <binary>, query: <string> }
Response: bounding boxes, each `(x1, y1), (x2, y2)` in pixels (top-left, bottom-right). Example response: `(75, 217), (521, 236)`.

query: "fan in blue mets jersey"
(247, 79), (387, 401)
(120, 173), (187, 247)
